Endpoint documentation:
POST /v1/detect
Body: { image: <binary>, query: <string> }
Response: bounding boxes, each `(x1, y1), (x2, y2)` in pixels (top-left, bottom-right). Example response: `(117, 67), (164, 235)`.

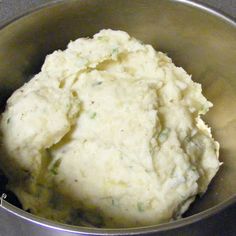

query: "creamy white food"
(0, 29), (220, 228)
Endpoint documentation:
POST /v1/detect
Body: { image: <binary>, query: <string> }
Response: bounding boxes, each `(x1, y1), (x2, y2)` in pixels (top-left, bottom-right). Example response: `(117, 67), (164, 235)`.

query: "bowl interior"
(0, 0), (235, 226)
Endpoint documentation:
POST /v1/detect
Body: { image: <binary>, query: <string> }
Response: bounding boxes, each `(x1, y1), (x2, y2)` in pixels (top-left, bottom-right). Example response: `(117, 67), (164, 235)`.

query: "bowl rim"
(0, 0), (235, 29)
(0, 0), (236, 234)
(1, 195), (236, 235)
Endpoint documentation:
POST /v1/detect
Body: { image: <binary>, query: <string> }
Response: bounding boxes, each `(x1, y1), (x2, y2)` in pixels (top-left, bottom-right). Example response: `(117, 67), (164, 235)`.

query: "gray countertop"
(0, 0), (235, 236)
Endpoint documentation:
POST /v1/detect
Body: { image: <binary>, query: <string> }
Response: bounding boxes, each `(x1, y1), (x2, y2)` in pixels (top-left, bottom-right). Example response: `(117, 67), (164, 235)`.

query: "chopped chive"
(93, 81), (103, 86)
(51, 168), (58, 175)
(97, 36), (109, 42)
(111, 198), (115, 206)
(191, 166), (197, 171)
(200, 104), (209, 114)
(112, 48), (118, 55)
(184, 135), (191, 143)
(158, 128), (170, 143)
(137, 202), (145, 212)
(50, 159), (62, 175)
(90, 112), (97, 119)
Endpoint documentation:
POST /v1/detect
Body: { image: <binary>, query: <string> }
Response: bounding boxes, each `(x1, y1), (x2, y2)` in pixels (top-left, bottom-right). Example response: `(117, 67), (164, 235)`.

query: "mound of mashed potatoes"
(0, 30), (220, 228)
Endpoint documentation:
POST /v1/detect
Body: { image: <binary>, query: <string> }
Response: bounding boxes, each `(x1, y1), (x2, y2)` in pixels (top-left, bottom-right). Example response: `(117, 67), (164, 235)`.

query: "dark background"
(0, 0), (235, 236)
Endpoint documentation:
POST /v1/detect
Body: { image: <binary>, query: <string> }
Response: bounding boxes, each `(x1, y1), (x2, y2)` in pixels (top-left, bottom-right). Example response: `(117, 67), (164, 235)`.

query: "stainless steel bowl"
(0, 0), (235, 235)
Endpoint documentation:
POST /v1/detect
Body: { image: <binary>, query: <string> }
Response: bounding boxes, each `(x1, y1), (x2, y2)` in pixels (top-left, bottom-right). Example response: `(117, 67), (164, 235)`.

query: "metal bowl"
(0, 0), (235, 235)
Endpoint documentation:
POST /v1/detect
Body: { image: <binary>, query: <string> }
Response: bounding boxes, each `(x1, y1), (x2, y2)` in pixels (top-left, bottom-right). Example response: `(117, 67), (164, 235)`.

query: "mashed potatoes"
(0, 30), (220, 228)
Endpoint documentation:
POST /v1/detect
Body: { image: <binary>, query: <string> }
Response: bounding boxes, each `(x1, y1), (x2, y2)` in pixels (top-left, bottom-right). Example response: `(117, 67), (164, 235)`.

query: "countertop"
(0, 0), (235, 236)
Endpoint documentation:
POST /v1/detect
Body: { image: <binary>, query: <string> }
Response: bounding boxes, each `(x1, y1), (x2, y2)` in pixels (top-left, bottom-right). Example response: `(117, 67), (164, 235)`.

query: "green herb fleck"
(184, 135), (191, 143)
(158, 128), (170, 143)
(50, 159), (61, 175)
(100, 196), (118, 207)
(93, 81), (103, 86)
(7, 118), (10, 124)
(137, 202), (145, 212)
(111, 198), (115, 206)
(97, 36), (109, 42)
(191, 166), (197, 171)
(90, 112), (97, 119)
(112, 48), (118, 55)
(51, 168), (58, 175)
(200, 104), (209, 114)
